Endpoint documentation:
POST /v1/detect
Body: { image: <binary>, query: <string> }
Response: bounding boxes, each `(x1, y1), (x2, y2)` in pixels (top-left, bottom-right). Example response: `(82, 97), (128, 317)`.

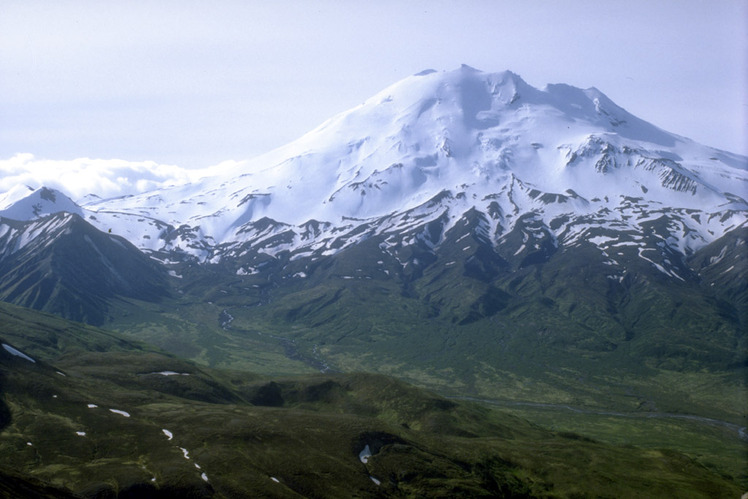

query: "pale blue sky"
(1, 0), (746, 168)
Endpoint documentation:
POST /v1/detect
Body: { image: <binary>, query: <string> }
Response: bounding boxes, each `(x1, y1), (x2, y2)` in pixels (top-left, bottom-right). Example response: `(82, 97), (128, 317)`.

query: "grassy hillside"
(0, 303), (744, 497)
(109, 239), (746, 422)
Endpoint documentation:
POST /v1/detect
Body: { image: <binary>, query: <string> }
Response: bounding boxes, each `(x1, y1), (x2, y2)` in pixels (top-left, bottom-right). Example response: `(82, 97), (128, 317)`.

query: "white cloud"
(0, 153), (208, 201)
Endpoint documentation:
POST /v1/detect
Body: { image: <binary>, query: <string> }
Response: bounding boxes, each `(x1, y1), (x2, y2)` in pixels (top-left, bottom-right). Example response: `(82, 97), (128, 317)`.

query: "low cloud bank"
(0, 153), (225, 202)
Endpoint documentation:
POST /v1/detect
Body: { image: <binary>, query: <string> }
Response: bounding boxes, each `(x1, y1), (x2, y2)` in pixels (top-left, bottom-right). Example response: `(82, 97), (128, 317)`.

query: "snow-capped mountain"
(2, 66), (747, 279)
(0, 67), (745, 395)
(0, 186), (82, 221)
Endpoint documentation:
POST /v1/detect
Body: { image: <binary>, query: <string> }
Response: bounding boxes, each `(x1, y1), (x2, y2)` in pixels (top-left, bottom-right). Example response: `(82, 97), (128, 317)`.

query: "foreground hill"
(0, 302), (743, 497)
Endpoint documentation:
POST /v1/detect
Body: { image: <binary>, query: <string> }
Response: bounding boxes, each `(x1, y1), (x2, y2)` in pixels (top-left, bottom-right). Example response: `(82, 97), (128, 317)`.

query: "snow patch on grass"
(359, 444), (372, 463)
(1, 343), (35, 363)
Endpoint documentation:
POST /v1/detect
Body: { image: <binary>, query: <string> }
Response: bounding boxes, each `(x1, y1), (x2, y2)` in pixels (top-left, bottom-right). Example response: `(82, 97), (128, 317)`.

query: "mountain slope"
(0, 212), (169, 325)
(74, 66), (745, 266)
(166, 210), (744, 416)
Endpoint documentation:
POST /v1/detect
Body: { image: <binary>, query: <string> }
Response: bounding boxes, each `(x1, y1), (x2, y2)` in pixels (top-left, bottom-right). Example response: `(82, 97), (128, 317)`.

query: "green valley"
(0, 302), (744, 497)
